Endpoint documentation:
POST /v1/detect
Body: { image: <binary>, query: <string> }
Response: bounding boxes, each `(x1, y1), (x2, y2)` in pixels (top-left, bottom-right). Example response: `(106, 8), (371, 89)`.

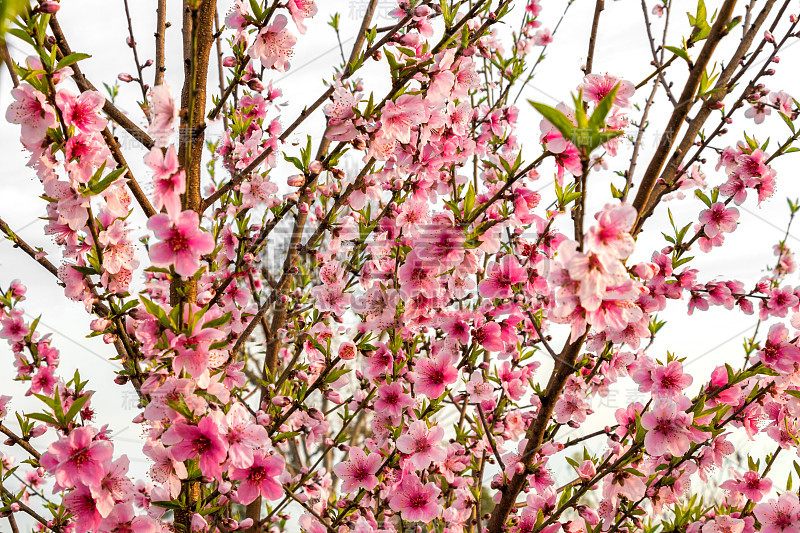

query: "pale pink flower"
(248, 15), (297, 72)
(41, 426), (114, 489)
(580, 74), (635, 108)
(754, 492), (800, 533)
(586, 203), (636, 258)
(720, 470), (773, 502)
(699, 203), (739, 238)
(230, 451), (285, 504)
(149, 84), (178, 146)
(702, 515), (745, 533)
(380, 94), (426, 144)
(56, 89), (107, 133)
(223, 402), (269, 469)
(147, 210), (215, 277)
(5, 84), (56, 145)
(144, 146), (185, 216)
(332, 447), (381, 493)
(396, 420), (446, 470)
(286, 0), (317, 34)
(388, 473), (441, 523)
(650, 361), (693, 398)
(640, 399), (692, 457)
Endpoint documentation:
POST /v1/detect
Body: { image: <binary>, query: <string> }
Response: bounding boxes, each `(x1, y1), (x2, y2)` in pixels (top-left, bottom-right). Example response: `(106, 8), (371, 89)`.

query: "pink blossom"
(580, 74), (635, 108)
(388, 473), (441, 523)
(640, 399), (692, 457)
(754, 492), (800, 533)
(149, 84), (178, 145)
(720, 470), (773, 502)
(396, 420), (446, 470)
(410, 354), (458, 398)
(699, 203), (739, 238)
(380, 94), (426, 144)
(375, 381), (414, 417)
(332, 447), (381, 493)
(479, 255), (527, 299)
(147, 210), (215, 277)
(286, 0), (317, 34)
(168, 416), (229, 480)
(650, 361), (693, 398)
(56, 90), (107, 134)
(143, 146), (185, 216)
(586, 203), (636, 258)
(702, 516), (745, 533)
(230, 451), (285, 504)
(248, 15), (297, 72)
(41, 426), (114, 489)
(5, 84), (56, 145)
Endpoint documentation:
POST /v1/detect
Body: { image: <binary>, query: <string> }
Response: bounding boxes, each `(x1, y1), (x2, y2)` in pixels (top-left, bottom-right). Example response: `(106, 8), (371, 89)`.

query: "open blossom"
(699, 203), (739, 238)
(332, 447), (381, 493)
(479, 255), (527, 299)
(640, 399), (692, 457)
(720, 470), (773, 502)
(248, 14), (297, 72)
(380, 94), (426, 144)
(5, 84), (56, 145)
(56, 89), (107, 134)
(389, 473), (441, 523)
(754, 492), (800, 533)
(754, 323), (800, 372)
(375, 381), (414, 417)
(702, 516), (745, 533)
(149, 84), (178, 145)
(147, 210), (215, 277)
(650, 361), (693, 398)
(143, 145), (185, 215)
(410, 354), (458, 398)
(41, 426), (114, 489)
(230, 451), (285, 504)
(286, 0), (317, 33)
(580, 74), (635, 108)
(396, 420), (446, 470)
(586, 203), (636, 258)
(167, 416), (229, 480)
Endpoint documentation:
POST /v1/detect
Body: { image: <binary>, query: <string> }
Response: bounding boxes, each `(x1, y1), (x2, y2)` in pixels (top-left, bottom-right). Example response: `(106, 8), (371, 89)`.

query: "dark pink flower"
(230, 451), (285, 504)
(148, 210), (215, 277)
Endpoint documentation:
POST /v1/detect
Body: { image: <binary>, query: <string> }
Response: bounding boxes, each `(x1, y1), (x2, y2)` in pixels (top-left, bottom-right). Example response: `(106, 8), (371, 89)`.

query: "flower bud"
(338, 342), (357, 360)
(271, 396), (291, 407)
(247, 79), (265, 92)
(118, 73), (134, 83)
(30, 425), (47, 438)
(223, 56), (237, 67)
(239, 519), (254, 529)
(309, 160), (323, 174)
(287, 174), (305, 187)
(40, 1), (60, 13)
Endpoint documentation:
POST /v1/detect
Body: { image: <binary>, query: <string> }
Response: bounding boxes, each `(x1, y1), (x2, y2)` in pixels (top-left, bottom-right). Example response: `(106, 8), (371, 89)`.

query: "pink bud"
(764, 30), (775, 43)
(118, 73), (134, 83)
(126, 36), (135, 48)
(39, 1), (60, 13)
(10, 503), (19, 512)
(90, 318), (111, 332)
(223, 56), (237, 67)
(287, 175), (305, 187)
(271, 396), (291, 407)
(239, 519), (254, 529)
(30, 425), (47, 438)
(309, 160), (323, 174)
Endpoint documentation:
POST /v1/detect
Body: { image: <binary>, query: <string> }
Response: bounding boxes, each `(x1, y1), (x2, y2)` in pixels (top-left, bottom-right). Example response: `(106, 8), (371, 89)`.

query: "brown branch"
(584, 0), (605, 75)
(0, 423), (41, 460)
(122, 0), (149, 102)
(154, 0), (167, 86)
(486, 330), (588, 533)
(630, 0), (738, 222)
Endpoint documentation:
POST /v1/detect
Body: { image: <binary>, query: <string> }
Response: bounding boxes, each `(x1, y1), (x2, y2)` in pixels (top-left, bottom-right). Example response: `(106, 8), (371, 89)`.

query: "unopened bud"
(247, 79), (265, 92)
(40, 1), (60, 13)
(223, 56), (237, 67)
(118, 73), (134, 83)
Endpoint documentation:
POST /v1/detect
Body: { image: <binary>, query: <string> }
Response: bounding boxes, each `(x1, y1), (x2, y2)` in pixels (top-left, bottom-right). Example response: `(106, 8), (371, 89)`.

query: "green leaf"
(202, 312), (232, 330)
(140, 296), (172, 329)
(0, 0), (26, 36)
(64, 394), (90, 423)
(528, 100), (575, 144)
(55, 53), (91, 72)
(664, 46), (690, 63)
(588, 85), (620, 130)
